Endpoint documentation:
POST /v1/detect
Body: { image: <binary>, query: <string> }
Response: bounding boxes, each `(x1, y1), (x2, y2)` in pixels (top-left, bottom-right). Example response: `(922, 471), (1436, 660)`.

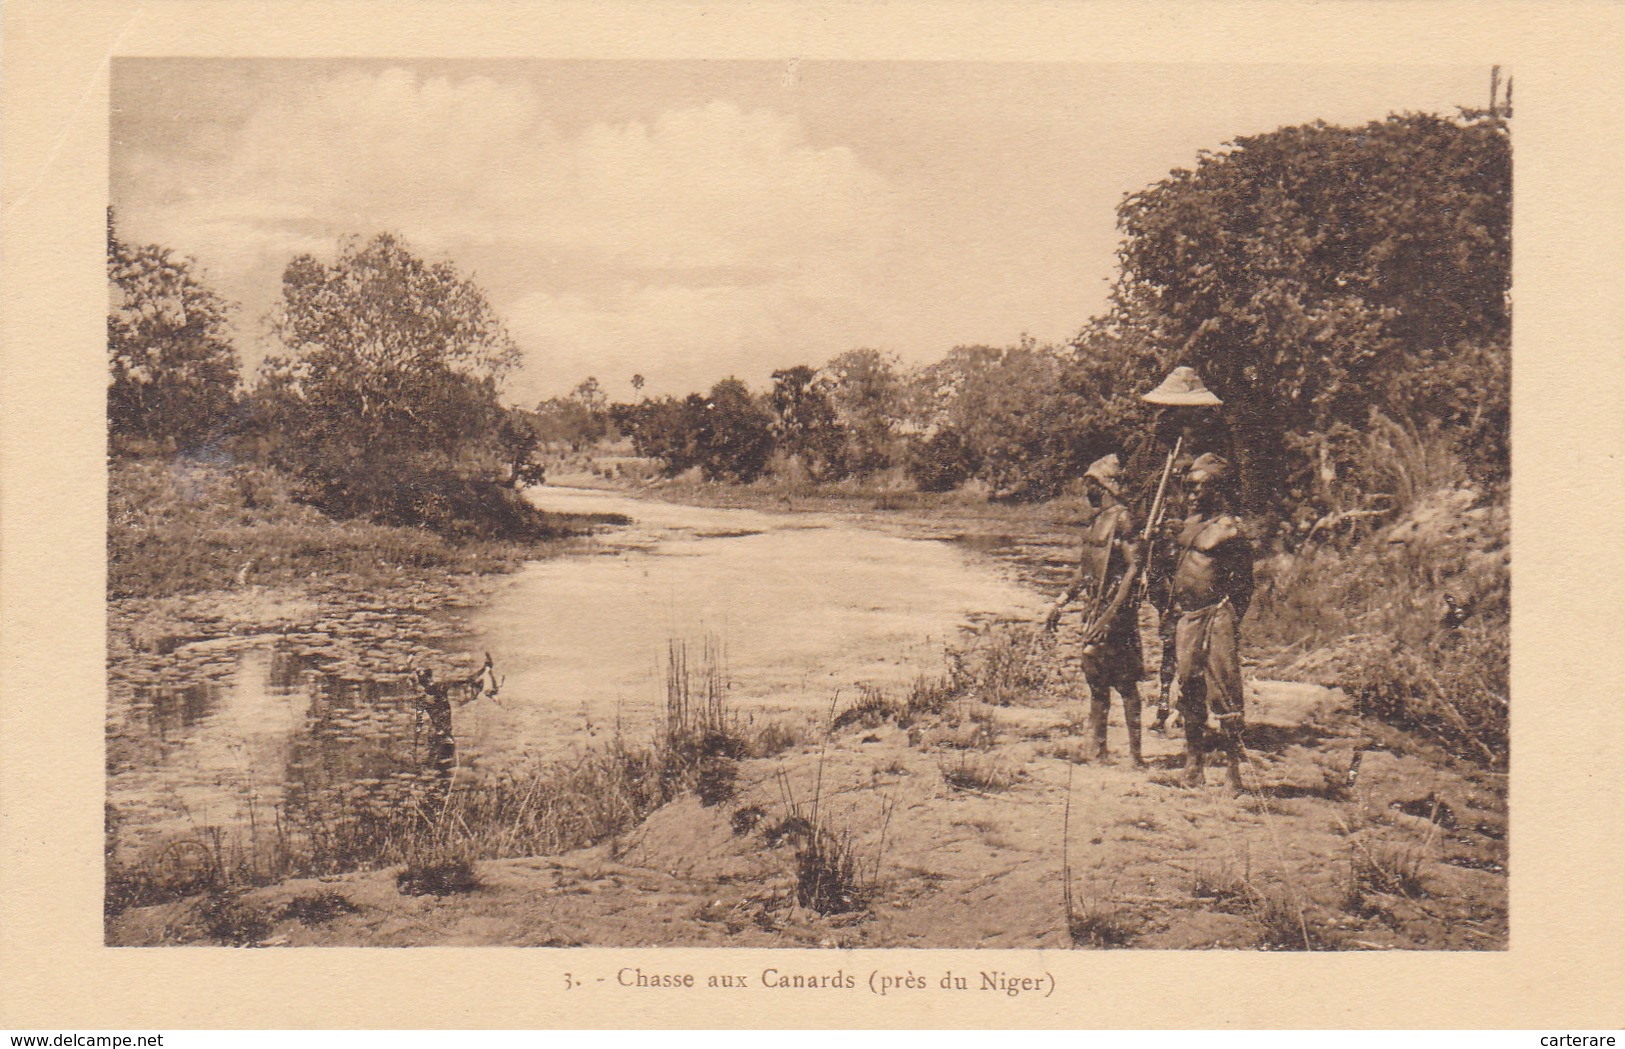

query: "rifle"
(1130, 435), (1183, 611)
(1075, 436), (1183, 649)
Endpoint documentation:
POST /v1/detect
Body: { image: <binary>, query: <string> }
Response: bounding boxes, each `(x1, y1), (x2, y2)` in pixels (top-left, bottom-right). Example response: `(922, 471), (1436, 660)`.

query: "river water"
(105, 488), (1047, 855)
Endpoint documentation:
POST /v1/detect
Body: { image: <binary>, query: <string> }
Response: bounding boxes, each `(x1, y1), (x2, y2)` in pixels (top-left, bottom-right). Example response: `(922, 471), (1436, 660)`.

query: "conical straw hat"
(1141, 366), (1222, 406)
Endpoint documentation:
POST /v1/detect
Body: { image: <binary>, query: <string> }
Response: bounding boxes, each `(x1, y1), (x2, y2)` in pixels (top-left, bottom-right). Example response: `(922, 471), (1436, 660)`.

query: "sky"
(110, 59), (1491, 404)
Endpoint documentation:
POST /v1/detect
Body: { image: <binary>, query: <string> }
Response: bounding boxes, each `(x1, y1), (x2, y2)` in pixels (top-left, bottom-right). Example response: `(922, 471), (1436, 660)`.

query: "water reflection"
(106, 640), (473, 862)
(107, 489), (1047, 863)
(134, 679), (220, 736)
(267, 645), (309, 692)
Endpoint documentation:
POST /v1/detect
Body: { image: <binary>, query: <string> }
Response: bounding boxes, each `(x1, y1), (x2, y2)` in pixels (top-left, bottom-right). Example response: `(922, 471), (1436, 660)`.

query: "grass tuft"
(1067, 903), (1136, 948)
(279, 890), (358, 925)
(191, 889), (275, 947)
(831, 687), (897, 732)
(940, 753), (1014, 793)
(1352, 839), (1429, 899)
(792, 826), (869, 915)
(397, 857), (481, 897)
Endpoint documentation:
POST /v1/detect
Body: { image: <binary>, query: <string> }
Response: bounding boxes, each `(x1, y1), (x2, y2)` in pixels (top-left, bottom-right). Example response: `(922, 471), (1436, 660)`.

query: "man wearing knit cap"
(1136, 366), (1228, 734)
(1167, 452), (1256, 789)
(1044, 452), (1146, 766)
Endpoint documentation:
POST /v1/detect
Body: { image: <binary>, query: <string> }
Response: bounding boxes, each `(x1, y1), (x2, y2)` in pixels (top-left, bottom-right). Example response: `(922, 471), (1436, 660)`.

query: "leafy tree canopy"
(257, 233), (524, 529)
(1113, 111), (1510, 504)
(822, 348), (909, 475)
(695, 378), (775, 484)
(769, 364), (847, 480)
(107, 213), (240, 453)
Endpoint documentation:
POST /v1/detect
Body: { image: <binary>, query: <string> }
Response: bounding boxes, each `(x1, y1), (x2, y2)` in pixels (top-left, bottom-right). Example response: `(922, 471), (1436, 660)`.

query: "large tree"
(768, 364), (847, 480)
(1114, 111), (1511, 505)
(615, 394), (707, 475)
(107, 214), (240, 453)
(533, 376), (612, 452)
(822, 348), (908, 476)
(909, 341), (1095, 500)
(496, 407), (546, 489)
(258, 233), (520, 525)
(695, 378), (775, 484)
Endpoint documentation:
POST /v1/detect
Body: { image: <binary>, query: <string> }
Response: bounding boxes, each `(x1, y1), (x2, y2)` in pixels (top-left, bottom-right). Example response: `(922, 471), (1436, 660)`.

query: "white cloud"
(116, 67), (901, 394)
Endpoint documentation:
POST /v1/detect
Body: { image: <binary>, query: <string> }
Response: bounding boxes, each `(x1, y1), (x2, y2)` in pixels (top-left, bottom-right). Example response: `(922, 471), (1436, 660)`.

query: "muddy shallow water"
(106, 488), (1047, 855)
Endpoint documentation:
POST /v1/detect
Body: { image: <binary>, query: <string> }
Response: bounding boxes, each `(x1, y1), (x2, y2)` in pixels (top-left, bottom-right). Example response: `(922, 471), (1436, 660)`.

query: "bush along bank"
(108, 457), (625, 599)
(1246, 483), (1509, 768)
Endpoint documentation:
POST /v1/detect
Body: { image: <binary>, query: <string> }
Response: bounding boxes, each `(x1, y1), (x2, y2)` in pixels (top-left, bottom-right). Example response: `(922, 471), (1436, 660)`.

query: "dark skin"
(1044, 476), (1147, 765)
(1044, 477), (1143, 638)
(412, 656), (499, 775)
(1170, 474), (1253, 618)
(1169, 470), (1254, 789)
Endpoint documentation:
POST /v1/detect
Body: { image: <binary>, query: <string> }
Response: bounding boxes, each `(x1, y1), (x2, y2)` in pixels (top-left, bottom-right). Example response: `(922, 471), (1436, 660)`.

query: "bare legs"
(1084, 675), (1145, 767)
(1178, 680), (1244, 789)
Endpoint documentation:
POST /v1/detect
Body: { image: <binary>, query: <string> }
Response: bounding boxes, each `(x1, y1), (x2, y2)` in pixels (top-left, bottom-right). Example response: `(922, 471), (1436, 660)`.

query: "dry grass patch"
(940, 753), (1016, 793)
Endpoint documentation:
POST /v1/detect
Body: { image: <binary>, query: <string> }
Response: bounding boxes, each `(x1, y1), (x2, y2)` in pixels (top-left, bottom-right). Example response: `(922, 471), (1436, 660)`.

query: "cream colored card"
(3, 0), (1622, 1030)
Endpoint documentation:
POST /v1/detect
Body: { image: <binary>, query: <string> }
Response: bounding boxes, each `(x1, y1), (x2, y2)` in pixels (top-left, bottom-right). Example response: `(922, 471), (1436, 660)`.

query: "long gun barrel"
(1132, 436), (1183, 606)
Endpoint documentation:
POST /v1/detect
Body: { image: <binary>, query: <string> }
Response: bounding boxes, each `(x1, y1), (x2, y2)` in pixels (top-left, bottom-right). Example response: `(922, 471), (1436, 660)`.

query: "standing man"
(1133, 366), (1229, 734)
(1044, 453), (1146, 766)
(1167, 453), (1256, 789)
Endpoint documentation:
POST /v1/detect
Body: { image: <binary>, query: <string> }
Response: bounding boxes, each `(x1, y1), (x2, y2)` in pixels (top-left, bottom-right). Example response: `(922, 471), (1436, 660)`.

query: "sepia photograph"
(101, 56), (1513, 952)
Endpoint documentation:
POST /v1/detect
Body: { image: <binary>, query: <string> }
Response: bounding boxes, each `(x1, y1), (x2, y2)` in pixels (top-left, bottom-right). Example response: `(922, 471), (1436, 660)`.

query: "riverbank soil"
(110, 639), (1505, 950)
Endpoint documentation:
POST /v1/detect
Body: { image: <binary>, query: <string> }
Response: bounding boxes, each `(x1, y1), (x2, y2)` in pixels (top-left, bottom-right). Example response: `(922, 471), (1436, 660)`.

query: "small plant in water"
(662, 637), (746, 806)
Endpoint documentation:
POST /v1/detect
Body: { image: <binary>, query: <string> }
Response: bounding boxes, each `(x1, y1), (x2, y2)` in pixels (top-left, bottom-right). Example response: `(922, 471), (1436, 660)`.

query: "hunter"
(1044, 453), (1146, 766)
(1167, 452), (1256, 789)
(1132, 366), (1230, 735)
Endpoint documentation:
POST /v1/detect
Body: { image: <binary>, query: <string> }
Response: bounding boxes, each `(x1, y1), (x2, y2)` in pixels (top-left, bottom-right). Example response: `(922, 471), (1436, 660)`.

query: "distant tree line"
(109, 106), (1508, 535)
(567, 109), (1511, 516)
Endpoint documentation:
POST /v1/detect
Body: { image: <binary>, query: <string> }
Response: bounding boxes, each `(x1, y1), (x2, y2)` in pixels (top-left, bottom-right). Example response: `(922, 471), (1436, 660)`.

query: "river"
(105, 487), (1048, 856)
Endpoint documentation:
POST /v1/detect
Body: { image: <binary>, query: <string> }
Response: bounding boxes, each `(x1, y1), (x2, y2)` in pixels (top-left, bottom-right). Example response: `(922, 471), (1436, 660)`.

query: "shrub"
(907, 428), (980, 493)
(1247, 483), (1508, 766)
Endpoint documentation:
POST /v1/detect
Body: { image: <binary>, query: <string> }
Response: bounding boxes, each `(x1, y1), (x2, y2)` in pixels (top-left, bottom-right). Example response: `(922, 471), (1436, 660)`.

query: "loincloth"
(1079, 598), (1144, 683)
(1173, 598), (1244, 730)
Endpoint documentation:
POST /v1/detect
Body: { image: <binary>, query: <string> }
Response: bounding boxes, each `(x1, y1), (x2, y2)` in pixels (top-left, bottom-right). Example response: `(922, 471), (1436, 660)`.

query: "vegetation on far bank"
(110, 106), (1509, 549)
(107, 458), (621, 600)
(110, 225), (566, 547)
(530, 109), (1509, 517)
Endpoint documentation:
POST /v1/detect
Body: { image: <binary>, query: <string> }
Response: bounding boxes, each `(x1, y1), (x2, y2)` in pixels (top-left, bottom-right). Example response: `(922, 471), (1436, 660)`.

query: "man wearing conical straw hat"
(1043, 451), (1146, 766)
(1166, 451), (1256, 789)
(1137, 366), (1227, 735)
